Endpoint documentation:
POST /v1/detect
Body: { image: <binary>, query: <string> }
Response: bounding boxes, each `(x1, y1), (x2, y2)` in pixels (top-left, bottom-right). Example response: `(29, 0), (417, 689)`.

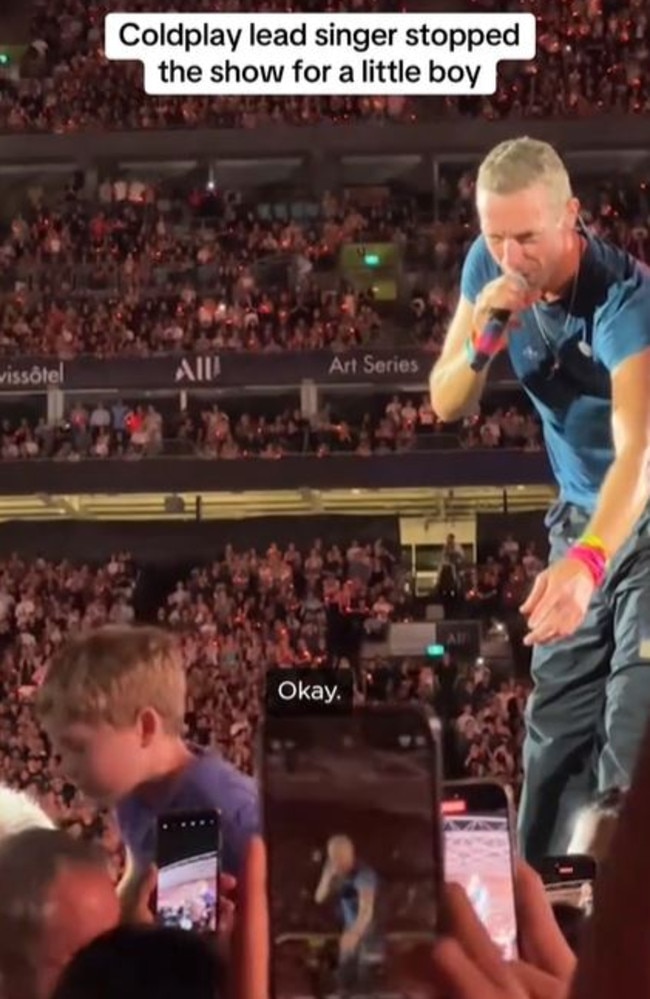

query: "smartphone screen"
(442, 781), (518, 961)
(263, 705), (442, 999)
(539, 856), (596, 915)
(155, 809), (220, 933)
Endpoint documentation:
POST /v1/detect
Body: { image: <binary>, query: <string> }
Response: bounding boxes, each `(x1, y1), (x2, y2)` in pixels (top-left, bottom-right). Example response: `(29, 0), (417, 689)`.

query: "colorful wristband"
(467, 317), (508, 372)
(578, 533), (609, 559)
(566, 543), (607, 587)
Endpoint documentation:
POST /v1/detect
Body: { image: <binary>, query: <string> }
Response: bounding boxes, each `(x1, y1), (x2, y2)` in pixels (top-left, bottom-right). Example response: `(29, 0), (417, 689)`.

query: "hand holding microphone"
(467, 274), (538, 373)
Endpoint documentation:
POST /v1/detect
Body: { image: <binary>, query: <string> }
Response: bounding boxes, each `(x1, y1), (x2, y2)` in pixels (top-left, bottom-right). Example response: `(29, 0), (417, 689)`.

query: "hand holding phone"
(432, 860), (576, 999)
(117, 865), (157, 925)
(155, 809), (221, 933)
(442, 779), (519, 961)
(262, 703), (443, 999)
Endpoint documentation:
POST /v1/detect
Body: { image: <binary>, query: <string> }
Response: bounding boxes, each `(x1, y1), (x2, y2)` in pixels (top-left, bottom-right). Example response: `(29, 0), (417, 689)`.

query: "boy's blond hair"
(37, 625), (186, 735)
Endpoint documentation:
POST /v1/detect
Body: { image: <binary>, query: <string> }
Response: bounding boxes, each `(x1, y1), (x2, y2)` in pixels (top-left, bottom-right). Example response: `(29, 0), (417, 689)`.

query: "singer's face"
(477, 182), (571, 290)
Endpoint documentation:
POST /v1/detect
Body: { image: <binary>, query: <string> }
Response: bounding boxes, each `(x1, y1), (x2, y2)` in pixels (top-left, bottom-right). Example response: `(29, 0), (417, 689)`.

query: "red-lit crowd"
(0, 0), (647, 131)
(0, 395), (542, 461)
(0, 534), (539, 866)
(0, 173), (647, 362)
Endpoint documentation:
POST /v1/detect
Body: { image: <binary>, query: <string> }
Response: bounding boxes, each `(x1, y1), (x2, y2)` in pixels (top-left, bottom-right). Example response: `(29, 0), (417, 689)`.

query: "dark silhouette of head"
(51, 924), (225, 999)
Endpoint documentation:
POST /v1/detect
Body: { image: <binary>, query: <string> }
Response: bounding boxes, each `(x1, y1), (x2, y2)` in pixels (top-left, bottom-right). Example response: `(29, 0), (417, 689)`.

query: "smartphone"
(155, 809), (221, 932)
(442, 779), (518, 961)
(262, 704), (443, 999)
(538, 855), (596, 915)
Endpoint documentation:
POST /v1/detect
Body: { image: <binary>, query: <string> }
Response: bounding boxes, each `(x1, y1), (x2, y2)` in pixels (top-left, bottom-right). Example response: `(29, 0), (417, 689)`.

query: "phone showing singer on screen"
(262, 694), (443, 999)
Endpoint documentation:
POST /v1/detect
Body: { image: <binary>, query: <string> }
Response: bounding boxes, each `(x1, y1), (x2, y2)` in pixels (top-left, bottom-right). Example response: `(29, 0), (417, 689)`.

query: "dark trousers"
(337, 935), (380, 993)
(517, 502), (650, 864)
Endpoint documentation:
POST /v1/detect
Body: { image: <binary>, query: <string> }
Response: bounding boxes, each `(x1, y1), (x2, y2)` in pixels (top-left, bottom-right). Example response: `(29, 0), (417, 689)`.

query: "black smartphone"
(538, 855), (596, 915)
(155, 809), (221, 932)
(442, 779), (518, 960)
(262, 704), (443, 999)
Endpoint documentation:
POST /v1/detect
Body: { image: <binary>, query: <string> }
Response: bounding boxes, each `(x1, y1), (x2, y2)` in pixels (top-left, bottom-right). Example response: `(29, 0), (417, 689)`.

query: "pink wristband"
(472, 317), (507, 357)
(566, 543), (607, 587)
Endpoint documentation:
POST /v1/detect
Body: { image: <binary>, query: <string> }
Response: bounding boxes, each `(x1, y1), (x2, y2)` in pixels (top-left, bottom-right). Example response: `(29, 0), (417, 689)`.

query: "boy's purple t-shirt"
(115, 746), (259, 877)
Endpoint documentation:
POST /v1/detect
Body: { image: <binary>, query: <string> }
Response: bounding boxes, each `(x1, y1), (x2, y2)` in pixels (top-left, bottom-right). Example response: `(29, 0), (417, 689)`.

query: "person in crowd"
(50, 925), (225, 999)
(0, 828), (120, 999)
(431, 135), (650, 863)
(35, 625), (260, 913)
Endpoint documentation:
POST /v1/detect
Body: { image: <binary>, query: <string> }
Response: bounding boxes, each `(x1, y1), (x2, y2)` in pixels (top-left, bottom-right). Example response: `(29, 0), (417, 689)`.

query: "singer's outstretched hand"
(520, 557), (595, 645)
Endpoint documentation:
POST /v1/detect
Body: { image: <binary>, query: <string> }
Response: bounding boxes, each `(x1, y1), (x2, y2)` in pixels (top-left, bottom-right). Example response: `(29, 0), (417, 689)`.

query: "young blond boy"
(37, 625), (259, 897)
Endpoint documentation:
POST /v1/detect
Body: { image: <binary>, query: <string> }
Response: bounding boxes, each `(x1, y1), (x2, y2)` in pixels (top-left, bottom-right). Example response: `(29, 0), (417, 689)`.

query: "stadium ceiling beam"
(0, 486), (558, 522)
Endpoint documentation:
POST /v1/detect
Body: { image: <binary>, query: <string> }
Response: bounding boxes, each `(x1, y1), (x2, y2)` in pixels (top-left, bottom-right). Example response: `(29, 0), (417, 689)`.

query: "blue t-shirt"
(337, 865), (378, 934)
(115, 745), (259, 878)
(461, 234), (650, 511)
(468, 880), (491, 924)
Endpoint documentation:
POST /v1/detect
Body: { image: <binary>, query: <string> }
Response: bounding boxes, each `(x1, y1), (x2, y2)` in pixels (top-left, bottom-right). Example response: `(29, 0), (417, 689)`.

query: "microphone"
(467, 314), (509, 373)
(468, 274), (528, 373)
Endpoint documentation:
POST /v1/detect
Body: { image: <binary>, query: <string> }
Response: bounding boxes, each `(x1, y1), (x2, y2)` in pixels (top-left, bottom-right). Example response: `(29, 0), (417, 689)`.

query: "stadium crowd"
(0, 171), (647, 360)
(0, 396), (542, 460)
(0, 0), (646, 132)
(0, 0), (412, 134)
(452, 0), (650, 118)
(0, 533), (539, 872)
(0, 180), (418, 298)
(0, 180), (405, 357)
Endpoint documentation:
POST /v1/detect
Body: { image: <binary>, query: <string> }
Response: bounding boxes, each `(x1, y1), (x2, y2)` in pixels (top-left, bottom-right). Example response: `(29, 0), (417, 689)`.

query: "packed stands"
(0, 395), (542, 460)
(0, 533), (541, 864)
(0, 171), (648, 363)
(0, 0), (412, 134)
(0, 179), (419, 300)
(447, 0), (650, 118)
(0, 0), (647, 132)
(0, 181), (416, 356)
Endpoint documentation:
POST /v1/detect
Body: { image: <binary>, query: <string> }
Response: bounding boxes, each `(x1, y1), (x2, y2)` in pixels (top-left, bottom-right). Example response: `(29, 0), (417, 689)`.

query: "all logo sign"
(436, 620), (481, 658)
(174, 356), (221, 384)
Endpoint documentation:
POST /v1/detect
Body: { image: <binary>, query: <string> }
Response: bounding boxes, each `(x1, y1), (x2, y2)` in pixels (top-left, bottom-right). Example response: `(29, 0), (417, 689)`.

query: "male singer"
(314, 834), (381, 991)
(430, 136), (650, 863)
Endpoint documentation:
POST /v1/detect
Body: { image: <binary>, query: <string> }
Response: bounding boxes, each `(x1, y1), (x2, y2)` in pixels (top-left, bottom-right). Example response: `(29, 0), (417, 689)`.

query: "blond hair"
(477, 137), (572, 208)
(37, 625), (186, 734)
(327, 834), (354, 859)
